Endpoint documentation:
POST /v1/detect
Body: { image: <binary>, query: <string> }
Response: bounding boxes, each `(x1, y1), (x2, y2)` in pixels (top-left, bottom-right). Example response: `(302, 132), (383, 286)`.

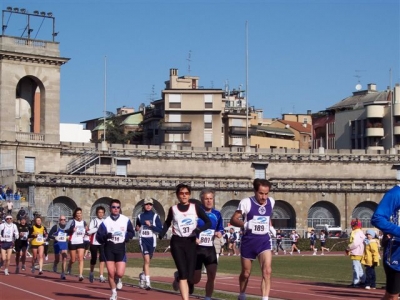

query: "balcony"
(229, 126), (257, 136)
(367, 146), (384, 151)
(366, 105), (384, 118)
(144, 109), (163, 119)
(16, 132), (45, 142)
(163, 141), (192, 147)
(366, 128), (384, 137)
(160, 122), (191, 133)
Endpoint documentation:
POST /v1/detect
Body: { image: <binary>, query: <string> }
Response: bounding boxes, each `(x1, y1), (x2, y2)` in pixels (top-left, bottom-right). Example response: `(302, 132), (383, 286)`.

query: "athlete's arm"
(151, 215), (163, 234)
(230, 210), (245, 228)
(95, 222), (108, 244)
(125, 219), (135, 241)
(47, 224), (57, 240)
(159, 207), (173, 239)
(195, 204), (212, 233)
(87, 219), (98, 235)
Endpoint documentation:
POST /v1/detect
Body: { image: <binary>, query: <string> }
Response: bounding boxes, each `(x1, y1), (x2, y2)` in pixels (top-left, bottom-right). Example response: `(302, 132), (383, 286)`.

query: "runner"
(66, 207), (88, 281)
(192, 188), (224, 300)
(28, 215), (47, 275)
(275, 229), (286, 255)
(230, 178), (276, 300)
(48, 215), (69, 279)
(289, 230), (300, 255)
(158, 183), (211, 300)
(15, 216), (30, 273)
(319, 230), (330, 255)
(0, 215), (19, 275)
(136, 198), (163, 290)
(309, 229), (317, 255)
(87, 206), (106, 283)
(96, 199), (135, 300)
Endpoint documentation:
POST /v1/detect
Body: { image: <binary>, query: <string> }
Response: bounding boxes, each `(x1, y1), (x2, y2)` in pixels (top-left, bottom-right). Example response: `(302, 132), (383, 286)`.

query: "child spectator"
(346, 219), (366, 287)
(361, 229), (380, 290)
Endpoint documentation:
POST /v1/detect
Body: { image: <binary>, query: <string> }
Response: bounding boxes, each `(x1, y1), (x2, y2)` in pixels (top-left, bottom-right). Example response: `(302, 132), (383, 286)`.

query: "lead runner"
(96, 199), (135, 300)
(230, 178), (276, 300)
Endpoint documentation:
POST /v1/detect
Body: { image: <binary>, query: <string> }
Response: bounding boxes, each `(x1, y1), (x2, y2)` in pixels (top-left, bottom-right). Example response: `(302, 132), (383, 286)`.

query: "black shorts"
(1, 241), (13, 250)
(195, 246), (218, 270)
(103, 243), (126, 263)
(15, 240), (28, 252)
(384, 263), (400, 294)
(68, 242), (85, 251)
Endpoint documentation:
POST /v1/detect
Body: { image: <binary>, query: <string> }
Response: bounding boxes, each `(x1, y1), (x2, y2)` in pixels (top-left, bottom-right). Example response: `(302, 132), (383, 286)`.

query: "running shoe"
(79, 276), (84, 281)
(60, 273), (66, 280)
(188, 282), (194, 295)
(172, 271), (179, 291)
(321, 253), (325, 256)
(109, 292), (117, 300)
(116, 278), (123, 290)
(52, 265), (57, 273)
(139, 272), (145, 289)
(284, 250), (287, 254)
(100, 275), (106, 283)
(89, 272), (94, 283)
(15, 266), (19, 274)
(289, 252), (293, 255)
(144, 283), (151, 291)
(39, 270), (43, 275)
(297, 250), (300, 254)
(31, 266), (35, 274)
(45, 255), (48, 261)
(67, 265), (71, 275)
(4, 269), (9, 276)
(21, 265), (26, 271)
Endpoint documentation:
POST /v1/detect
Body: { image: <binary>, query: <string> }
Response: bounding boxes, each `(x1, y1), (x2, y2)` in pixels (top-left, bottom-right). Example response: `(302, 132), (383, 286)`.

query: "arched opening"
(307, 201), (341, 228)
(272, 200), (296, 229)
(46, 197), (77, 227)
(220, 200), (240, 227)
(16, 76), (44, 134)
(352, 201), (378, 228)
(90, 197), (113, 219)
(132, 198), (165, 228)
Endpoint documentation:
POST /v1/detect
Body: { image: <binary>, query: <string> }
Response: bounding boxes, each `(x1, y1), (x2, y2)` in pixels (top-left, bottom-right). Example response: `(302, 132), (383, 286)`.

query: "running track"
(0, 253), (386, 300)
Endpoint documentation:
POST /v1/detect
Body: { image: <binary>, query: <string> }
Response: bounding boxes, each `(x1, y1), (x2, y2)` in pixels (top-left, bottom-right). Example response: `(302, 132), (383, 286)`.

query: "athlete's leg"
(37, 245), (44, 272)
(258, 250), (272, 297)
(239, 257), (252, 294)
(205, 263), (217, 298)
(77, 247), (85, 277)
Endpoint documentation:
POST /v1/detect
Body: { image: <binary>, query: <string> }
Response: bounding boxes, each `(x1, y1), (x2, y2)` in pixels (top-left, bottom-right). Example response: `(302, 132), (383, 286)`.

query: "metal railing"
(66, 150), (99, 174)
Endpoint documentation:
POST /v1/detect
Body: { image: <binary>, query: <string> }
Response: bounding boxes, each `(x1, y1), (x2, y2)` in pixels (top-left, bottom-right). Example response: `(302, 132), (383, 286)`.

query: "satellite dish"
(355, 83), (362, 91)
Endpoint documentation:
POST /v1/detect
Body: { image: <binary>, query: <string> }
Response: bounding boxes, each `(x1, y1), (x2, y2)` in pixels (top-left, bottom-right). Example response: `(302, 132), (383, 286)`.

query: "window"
(204, 94), (213, 108)
(232, 119), (242, 126)
(24, 157), (35, 173)
(169, 94), (181, 109)
(168, 114), (181, 122)
(204, 114), (212, 129)
(253, 163), (267, 179)
(205, 142), (212, 147)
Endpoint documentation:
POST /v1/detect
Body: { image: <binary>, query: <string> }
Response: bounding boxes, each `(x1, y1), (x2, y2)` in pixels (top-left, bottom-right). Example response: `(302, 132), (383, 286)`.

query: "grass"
(43, 253), (386, 300)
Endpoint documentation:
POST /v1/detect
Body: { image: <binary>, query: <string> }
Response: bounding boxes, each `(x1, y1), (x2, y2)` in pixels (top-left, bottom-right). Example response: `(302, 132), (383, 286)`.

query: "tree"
(100, 111), (139, 144)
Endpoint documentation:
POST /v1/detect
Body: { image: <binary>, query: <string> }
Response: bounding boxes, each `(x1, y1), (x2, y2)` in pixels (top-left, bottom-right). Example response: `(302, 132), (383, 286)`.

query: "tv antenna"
(354, 70), (366, 91)
(187, 50), (192, 74)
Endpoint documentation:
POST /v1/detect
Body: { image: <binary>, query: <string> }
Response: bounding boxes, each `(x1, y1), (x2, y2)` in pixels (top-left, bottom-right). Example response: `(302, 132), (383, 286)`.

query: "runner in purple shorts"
(230, 178), (276, 300)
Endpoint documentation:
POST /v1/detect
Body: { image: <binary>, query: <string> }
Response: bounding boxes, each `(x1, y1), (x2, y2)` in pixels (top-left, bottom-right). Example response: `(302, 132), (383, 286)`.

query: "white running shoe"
(284, 250), (287, 254)
(45, 255), (48, 261)
(321, 253), (325, 256)
(290, 252), (293, 255)
(100, 275), (106, 283)
(313, 252), (316, 256)
(109, 292), (117, 300)
(297, 250), (301, 254)
(116, 278), (122, 290)
(139, 272), (145, 289)
(4, 269), (9, 275)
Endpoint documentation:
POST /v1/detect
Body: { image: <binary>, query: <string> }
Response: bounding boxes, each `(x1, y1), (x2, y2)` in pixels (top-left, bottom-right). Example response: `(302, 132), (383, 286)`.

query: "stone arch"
(90, 197), (113, 219)
(46, 196), (77, 227)
(307, 201), (340, 228)
(272, 200), (296, 229)
(132, 198), (165, 227)
(16, 76), (45, 134)
(220, 199), (240, 228)
(352, 201), (378, 228)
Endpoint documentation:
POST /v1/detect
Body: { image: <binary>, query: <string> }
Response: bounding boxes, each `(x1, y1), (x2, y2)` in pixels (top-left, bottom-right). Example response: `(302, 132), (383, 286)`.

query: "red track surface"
(0, 252), (386, 300)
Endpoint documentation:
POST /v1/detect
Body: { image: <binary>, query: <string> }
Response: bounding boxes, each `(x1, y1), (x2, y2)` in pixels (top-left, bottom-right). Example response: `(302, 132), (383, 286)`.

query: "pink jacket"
(347, 228), (365, 258)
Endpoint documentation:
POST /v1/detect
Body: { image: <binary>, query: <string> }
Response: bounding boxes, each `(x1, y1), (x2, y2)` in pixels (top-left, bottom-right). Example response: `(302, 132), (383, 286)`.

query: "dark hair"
(96, 206), (105, 214)
(110, 199), (121, 207)
(199, 188), (215, 201)
(253, 178), (271, 191)
(73, 207), (82, 219)
(175, 183), (191, 196)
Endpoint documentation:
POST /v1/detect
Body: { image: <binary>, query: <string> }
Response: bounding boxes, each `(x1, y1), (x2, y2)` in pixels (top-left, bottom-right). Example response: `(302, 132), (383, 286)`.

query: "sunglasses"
(60, 219), (66, 221)
(111, 206), (120, 209)
(179, 192), (190, 196)
(6, 217), (12, 220)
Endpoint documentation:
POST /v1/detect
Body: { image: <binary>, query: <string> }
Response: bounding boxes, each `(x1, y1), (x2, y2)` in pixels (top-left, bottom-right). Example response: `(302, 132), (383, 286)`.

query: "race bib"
(36, 234), (44, 243)
(21, 232), (28, 240)
(199, 229), (215, 246)
(58, 232), (66, 242)
(141, 227), (152, 238)
(76, 226), (85, 237)
(249, 216), (270, 235)
(178, 217), (196, 237)
(112, 231), (124, 243)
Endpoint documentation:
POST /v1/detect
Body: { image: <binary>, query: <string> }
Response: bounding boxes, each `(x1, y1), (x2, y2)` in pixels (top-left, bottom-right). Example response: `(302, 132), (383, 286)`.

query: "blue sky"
(2, 0), (399, 124)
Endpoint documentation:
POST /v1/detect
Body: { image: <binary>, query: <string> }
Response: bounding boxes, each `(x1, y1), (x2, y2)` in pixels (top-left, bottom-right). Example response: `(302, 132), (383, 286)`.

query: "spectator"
(361, 229), (380, 290)
(346, 219), (366, 288)
(227, 228), (237, 256)
(6, 199), (13, 215)
(17, 207), (26, 221)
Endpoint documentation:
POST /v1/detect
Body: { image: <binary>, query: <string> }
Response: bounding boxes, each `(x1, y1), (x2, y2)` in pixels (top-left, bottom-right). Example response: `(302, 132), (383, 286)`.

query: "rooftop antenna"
(150, 84), (156, 101)
(245, 20), (249, 150)
(187, 50), (192, 74)
(354, 70), (366, 91)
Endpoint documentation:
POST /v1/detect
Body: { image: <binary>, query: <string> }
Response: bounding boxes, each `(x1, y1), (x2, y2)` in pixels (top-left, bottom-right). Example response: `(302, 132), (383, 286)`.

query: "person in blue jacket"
(135, 198), (163, 290)
(371, 182), (400, 300)
(192, 188), (224, 300)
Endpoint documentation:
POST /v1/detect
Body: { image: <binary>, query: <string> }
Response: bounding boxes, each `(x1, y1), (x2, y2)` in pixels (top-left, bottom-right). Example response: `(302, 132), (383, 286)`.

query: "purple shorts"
(240, 234), (272, 260)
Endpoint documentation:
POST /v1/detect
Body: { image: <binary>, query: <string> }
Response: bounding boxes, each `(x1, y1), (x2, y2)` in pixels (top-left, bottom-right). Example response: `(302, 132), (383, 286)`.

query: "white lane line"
(0, 281), (55, 300)
(34, 277), (133, 300)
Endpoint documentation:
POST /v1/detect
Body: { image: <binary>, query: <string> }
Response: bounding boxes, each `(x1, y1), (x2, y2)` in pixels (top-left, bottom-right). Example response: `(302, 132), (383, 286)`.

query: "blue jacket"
(371, 185), (400, 271)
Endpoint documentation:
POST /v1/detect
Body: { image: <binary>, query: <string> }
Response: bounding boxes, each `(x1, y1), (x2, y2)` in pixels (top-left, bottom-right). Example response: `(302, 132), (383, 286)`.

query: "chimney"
(368, 83), (377, 91)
